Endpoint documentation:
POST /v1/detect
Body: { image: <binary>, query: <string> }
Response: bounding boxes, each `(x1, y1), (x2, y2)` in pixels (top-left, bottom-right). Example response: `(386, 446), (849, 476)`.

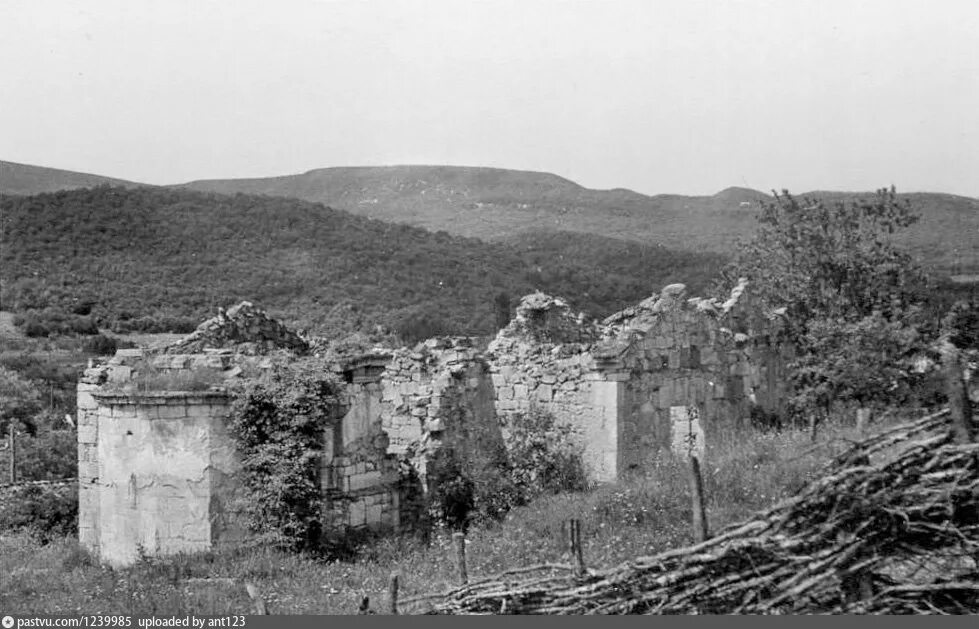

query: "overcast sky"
(3, 0), (978, 196)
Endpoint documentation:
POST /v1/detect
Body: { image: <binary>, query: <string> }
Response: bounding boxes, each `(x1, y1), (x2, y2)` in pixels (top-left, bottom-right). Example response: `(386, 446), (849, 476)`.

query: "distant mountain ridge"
(180, 165), (979, 271)
(4, 160), (977, 272)
(0, 160), (144, 196)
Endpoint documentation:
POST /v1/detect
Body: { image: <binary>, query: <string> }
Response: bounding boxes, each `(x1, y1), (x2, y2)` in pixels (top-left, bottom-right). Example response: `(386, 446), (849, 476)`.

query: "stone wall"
(80, 286), (790, 564)
(484, 280), (790, 480)
(375, 338), (503, 475)
(323, 355), (401, 531)
(80, 342), (403, 565)
(83, 390), (242, 566)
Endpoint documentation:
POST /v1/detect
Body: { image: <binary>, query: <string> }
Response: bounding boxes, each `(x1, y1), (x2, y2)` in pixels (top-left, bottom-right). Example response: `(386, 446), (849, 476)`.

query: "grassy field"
(0, 416), (886, 615)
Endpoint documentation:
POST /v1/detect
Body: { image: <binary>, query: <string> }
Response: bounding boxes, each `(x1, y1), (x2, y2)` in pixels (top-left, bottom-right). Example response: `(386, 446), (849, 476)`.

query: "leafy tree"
(722, 188), (930, 418)
(0, 366), (43, 434)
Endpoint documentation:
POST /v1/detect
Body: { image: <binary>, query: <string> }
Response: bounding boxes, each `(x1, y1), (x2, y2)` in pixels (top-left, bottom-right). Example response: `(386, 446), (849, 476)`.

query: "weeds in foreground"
(0, 418), (873, 614)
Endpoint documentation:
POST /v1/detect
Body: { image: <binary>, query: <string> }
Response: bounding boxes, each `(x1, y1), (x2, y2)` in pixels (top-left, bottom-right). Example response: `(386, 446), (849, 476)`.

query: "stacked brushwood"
(412, 409), (978, 614)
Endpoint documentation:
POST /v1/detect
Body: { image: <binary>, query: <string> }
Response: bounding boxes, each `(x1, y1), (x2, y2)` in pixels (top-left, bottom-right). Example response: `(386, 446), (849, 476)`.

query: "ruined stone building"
(78, 283), (790, 565)
(486, 279), (791, 480)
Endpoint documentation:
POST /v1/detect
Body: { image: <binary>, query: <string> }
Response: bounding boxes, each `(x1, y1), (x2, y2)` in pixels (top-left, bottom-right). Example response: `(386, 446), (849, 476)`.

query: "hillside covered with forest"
(0, 186), (724, 341)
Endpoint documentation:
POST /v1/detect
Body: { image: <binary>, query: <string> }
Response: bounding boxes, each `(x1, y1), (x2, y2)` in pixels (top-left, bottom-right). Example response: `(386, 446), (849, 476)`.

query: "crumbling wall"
(485, 280), (790, 480)
(79, 305), (391, 566)
(351, 338), (506, 527)
(81, 289), (791, 563)
(487, 293), (619, 480)
(164, 301), (308, 355)
(323, 355), (400, 531)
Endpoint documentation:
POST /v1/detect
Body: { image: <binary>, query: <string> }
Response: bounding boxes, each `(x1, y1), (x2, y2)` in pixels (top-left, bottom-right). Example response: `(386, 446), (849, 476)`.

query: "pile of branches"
(415, 409), (978, 614)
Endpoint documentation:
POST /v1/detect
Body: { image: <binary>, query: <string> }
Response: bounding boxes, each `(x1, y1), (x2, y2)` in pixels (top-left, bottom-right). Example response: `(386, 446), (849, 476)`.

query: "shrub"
(0, 365), (43, 434)
(426, 407), (589, 531)
(67, 316), (99, 335)
(427, 447), (477, 532)
(0, 483), (78, 542)
(22, 317), (51, 338)
(83, 333), (135, 356)
(506, 406), (590, 496)
(393, 308), (455, 345)
(71, 300), (96, 316)
(13, 428), (78, 481)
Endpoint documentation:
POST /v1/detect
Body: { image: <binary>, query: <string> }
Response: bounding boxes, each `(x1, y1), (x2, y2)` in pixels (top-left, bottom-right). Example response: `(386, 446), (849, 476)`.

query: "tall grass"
(0, 418), (876, 615)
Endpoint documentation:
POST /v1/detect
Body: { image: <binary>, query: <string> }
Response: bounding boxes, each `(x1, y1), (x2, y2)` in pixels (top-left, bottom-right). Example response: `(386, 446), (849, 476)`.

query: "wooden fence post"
(8, 425), (15, 484)
(856, 407), (871, 435)
(688, 455), (709, 543)
(357, 596), (372, 615)
(244, 582), (268, 615)
(453, 531), (468, 585)
(942, 342), (976, 445)
(388, 573), (399, 615)
(567, 518), (586, 578)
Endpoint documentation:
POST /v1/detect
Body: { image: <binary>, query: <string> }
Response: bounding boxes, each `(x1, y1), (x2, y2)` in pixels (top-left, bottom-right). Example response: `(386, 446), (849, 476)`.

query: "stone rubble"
(163, 301), (308, 355)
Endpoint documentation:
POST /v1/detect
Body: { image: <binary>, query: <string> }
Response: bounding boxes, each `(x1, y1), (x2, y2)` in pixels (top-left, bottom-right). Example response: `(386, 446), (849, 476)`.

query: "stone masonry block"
(349, 500), (367, 527)
(365, 503), (384, 526)
(77, 423), (97, 443)
(156, 405), (188, 419)
(536, 384), (553, 402)
(108, 365), (133, 383)
(424, 418), (445, 432)
(347, 471), (384, 492)
(78, 461), (99, 480)
(76, 390), (98, 410)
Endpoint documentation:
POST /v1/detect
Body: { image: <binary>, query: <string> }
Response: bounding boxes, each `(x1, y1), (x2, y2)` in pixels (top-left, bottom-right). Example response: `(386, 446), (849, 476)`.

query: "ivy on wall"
(227, 358), (346, 552)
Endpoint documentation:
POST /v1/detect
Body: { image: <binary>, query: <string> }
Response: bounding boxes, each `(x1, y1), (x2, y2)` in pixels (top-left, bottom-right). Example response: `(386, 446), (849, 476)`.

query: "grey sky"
(3, 0), (978, 197)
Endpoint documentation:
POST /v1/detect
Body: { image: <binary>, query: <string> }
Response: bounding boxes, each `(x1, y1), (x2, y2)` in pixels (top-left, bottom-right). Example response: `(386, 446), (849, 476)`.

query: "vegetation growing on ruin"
(427, 407), (589, 531)
(226, 358), (345, 553)
(99, 359), (228, 394)
(505, 406), (590, 498)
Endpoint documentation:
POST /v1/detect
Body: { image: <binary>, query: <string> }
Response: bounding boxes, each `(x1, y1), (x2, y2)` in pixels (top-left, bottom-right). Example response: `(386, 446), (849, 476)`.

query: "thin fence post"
(688, 455), (709, 543)
(357, 595), (372, 615)
(244, 582), (268, 615)
(942, 342), (976, 445)
(856, 407), (871, 435)
(567, 518), (586, 578)
(388, 573), (399, 615)
(453, 531), (468, 585)
(8, 425), (15, 484)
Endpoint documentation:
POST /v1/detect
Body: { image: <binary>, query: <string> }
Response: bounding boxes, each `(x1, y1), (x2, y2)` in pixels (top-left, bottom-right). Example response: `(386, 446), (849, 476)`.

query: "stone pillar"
(77, 366), (106, 553)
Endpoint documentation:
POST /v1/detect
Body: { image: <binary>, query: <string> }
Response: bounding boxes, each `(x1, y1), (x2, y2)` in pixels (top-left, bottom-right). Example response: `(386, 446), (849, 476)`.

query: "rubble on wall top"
(602, 278), (753, 338)
(491, 291), (600, 354)
(516, 291), (570, 316)
(162, 301), (309, 356)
